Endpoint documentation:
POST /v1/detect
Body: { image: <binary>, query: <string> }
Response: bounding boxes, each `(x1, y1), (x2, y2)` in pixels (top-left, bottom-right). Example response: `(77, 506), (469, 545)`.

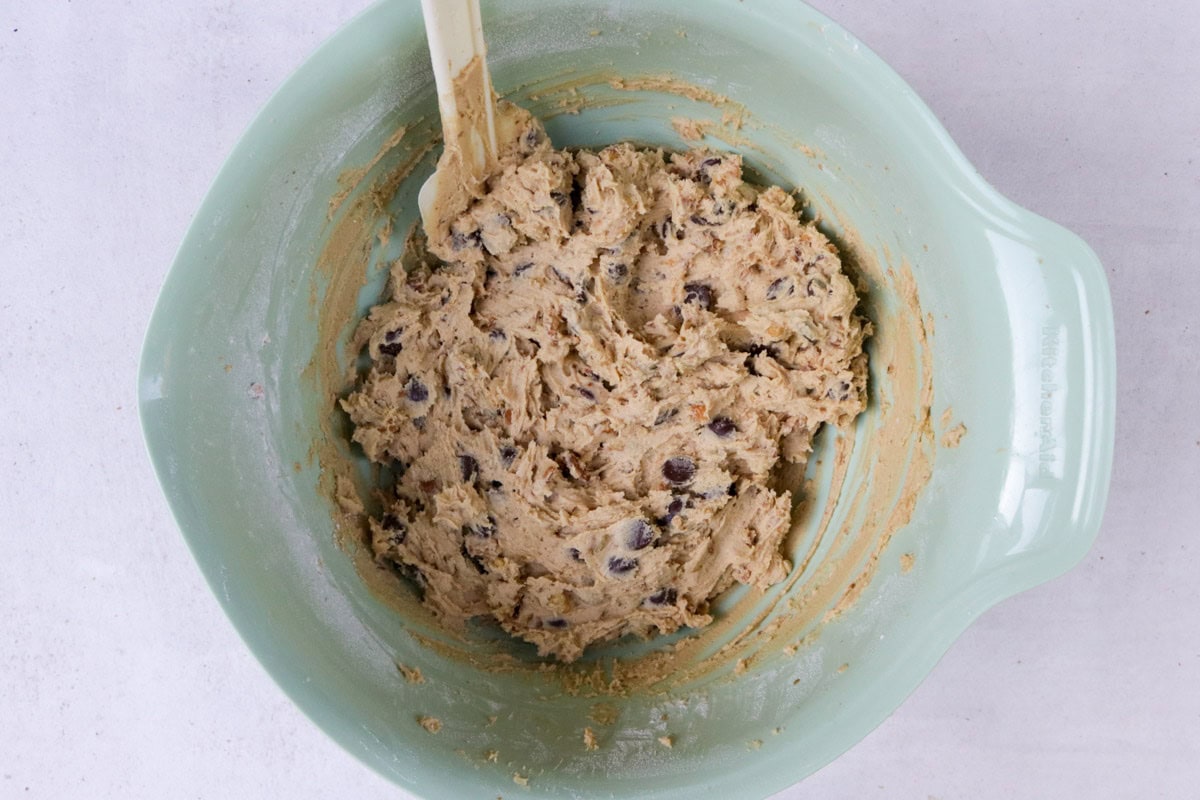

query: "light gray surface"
(1, 1), (1196, 797)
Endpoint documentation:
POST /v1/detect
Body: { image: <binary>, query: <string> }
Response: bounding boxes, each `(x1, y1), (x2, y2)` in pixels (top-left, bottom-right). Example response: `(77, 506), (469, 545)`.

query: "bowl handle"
(986, 211), (1115, 577)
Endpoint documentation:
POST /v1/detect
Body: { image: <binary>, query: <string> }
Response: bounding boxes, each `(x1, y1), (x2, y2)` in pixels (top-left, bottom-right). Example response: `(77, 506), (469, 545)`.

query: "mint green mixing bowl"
(139, 1), (1114, 796)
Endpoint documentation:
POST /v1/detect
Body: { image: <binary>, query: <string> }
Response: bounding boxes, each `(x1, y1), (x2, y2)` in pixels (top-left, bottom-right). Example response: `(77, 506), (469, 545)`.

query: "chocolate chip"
(579, 387), (596, 401)
(568, 547), (584, 562)
(626, 520), (654, 550)
(380, 514), (407, 545)
(523, 128), (540, 149)
(546, 618), (569, 629)
(450, 229), (483, 250)
(459, 454), (479, 482)
(654, 407), (679, 426)
(708, 416), (736, 437)
(499, 445), (518, 466)
(380, 328), (403, 356)
(550, 190), (569, 206)
(646, 587), (678, 606)
(766, 277), (793, 300)
(607, 262), (628, 280)
(727, 482), (739, 497)
(412, 416), (426, 431)
(489, 328), (507, 341)
(513, 262), (534, 277)
(662, 456), (696, 485)
(463, 516), (498, 538)
(745, 343), (780, 376)
(607, 556), (639, 575)
(461, 543), (488, 574)
(683, 282), (713, 309)
(407, 378), (429, 403)
(489, 479), (504, 490)
(551, 266), (575, 290)
(698, 157), (722, 182)
(689, 214), (719, 226)
(826, 380), (852, 401)
(656, 496), (685, 527)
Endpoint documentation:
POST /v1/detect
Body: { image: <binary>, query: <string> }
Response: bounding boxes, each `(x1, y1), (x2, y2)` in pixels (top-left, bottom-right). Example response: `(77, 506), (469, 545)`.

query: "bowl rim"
(139, 0), (1115, 797)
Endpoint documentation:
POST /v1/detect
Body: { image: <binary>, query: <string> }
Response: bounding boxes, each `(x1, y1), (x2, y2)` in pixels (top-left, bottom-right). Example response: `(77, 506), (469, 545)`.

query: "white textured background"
(2, 1), (1197, 797)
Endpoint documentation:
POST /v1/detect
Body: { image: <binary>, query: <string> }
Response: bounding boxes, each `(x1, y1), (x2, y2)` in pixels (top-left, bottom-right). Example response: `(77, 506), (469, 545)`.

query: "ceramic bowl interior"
(139, 1), (1114, 797)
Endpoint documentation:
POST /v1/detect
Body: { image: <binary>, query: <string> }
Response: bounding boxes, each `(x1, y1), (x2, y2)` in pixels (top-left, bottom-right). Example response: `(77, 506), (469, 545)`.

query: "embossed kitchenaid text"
(1038, 324), (1061, 478)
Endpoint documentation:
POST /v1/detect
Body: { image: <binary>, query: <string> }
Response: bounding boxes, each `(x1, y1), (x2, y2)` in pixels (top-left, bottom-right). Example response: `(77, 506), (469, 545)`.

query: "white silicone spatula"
(416, 0), (500, 235)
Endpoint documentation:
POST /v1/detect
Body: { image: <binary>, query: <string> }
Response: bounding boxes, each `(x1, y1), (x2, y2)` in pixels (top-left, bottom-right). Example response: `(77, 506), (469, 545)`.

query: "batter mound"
(342, 106), (870, 661)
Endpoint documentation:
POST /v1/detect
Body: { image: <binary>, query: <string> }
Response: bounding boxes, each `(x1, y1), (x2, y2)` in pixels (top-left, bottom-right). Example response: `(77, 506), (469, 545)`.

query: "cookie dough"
(342, 105), (869, 661)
